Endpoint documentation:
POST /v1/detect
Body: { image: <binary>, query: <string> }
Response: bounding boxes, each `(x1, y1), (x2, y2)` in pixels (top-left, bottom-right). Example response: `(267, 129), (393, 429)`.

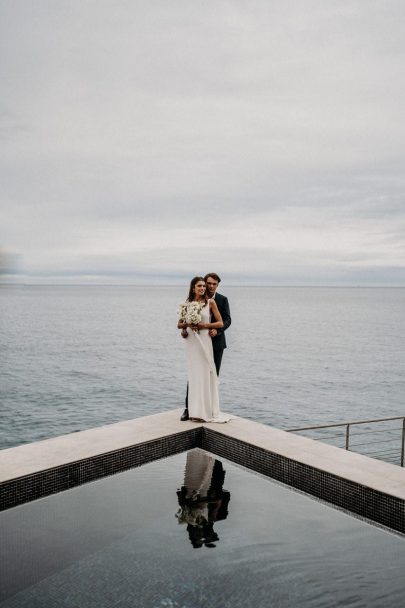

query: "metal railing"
(287, 416), (405, 467)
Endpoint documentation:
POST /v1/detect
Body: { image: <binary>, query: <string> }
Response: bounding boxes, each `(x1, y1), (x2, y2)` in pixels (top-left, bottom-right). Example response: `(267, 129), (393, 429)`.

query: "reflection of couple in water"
(176, 450), (230, 548)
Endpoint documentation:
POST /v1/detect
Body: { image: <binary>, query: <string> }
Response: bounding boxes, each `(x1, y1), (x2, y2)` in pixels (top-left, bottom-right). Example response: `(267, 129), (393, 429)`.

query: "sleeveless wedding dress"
(184, 300), (232, 423)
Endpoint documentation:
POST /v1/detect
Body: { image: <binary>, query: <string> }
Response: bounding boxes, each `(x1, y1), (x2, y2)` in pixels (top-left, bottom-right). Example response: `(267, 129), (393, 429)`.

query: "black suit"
(211, 292), (231, 375)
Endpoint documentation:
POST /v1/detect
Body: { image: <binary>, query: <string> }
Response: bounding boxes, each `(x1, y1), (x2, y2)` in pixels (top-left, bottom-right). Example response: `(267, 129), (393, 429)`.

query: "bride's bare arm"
(198, 300), (223, 330)
(178, 318), (188, 339)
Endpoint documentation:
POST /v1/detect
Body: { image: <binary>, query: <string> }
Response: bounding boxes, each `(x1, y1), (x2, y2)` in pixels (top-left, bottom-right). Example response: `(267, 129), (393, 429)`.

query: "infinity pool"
(1, 449), (405, 607)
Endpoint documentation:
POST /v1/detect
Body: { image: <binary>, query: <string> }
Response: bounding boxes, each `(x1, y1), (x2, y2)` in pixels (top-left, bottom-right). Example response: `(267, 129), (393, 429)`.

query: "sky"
(1, 0), (405, 285)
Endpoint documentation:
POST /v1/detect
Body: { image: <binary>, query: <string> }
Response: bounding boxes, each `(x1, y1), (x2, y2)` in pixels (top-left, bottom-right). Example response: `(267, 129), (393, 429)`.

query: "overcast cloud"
(1, 0), (405, 284)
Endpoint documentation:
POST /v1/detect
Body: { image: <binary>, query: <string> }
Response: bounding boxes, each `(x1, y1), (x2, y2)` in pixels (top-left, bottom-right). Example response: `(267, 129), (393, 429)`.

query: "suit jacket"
(211, 292), (231, 351)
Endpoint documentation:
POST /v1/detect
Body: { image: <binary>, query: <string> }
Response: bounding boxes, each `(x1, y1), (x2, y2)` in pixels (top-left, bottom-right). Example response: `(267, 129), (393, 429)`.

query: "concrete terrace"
(1, 410), (405, 533)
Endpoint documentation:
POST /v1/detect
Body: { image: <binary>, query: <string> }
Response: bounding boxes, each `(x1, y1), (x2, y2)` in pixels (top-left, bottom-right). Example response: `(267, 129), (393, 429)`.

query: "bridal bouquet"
(175, 505), (207, 527)
(178, 301), (203, 326)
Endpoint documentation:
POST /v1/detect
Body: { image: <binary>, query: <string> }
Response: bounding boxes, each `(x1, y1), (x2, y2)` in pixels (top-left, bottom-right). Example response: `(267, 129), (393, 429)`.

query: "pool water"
(1, 449), (405, 607)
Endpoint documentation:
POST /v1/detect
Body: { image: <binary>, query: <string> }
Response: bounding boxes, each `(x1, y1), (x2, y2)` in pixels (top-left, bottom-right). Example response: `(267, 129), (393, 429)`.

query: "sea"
(1, 285), (405, 451)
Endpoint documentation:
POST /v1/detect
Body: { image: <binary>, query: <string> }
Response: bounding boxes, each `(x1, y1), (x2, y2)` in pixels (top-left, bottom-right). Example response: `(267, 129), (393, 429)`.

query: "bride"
(178, 277), (232, 423)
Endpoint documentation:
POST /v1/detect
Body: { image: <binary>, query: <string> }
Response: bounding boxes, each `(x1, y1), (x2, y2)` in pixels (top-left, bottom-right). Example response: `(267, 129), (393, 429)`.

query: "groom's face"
(205, 276), (219, 298)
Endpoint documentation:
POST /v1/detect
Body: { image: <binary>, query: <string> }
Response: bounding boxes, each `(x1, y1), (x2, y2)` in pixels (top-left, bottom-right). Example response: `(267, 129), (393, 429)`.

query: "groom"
(180, 272), (232, 421)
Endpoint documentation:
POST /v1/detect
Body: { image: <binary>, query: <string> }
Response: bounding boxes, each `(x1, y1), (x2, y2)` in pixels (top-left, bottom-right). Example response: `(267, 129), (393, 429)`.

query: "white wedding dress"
(184, 300), (232, 423)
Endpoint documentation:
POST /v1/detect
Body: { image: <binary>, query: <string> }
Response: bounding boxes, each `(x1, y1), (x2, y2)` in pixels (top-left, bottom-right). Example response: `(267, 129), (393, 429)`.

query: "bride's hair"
(187, 276), (208, 305)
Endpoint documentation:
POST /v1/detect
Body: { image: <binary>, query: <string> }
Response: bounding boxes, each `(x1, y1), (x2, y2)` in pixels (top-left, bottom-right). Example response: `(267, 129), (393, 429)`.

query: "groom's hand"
(209, 329), (218, 337)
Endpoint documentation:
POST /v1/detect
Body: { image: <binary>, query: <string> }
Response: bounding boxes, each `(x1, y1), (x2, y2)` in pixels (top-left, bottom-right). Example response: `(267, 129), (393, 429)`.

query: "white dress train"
(184, 300), (232, 423)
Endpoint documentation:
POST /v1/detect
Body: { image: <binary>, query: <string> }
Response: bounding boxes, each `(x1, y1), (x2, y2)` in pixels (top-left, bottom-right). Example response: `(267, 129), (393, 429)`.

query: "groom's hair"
(204, 273), (221, 284)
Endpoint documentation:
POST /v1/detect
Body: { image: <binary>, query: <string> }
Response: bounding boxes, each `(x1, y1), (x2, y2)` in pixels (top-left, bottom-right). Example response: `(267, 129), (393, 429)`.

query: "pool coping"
(1, 410), (405, 532)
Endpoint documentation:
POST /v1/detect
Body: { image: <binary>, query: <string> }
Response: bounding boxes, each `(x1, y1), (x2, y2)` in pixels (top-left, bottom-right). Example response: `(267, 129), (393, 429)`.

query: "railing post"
(345, 424), (350, 450)
(401, 419), (405, 467)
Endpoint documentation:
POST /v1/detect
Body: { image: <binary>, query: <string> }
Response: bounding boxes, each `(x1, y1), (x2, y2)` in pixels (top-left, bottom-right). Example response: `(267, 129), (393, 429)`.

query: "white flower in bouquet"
(177, 303), (188, 322)
(177, 301), (203, 326)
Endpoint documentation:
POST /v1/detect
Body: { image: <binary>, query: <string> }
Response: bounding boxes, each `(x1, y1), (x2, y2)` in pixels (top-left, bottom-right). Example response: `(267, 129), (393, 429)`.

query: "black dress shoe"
(180, 409), (189, 421)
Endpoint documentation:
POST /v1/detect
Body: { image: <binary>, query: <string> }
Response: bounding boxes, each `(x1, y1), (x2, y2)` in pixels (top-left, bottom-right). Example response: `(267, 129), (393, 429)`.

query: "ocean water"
(1, 285), (405, 451)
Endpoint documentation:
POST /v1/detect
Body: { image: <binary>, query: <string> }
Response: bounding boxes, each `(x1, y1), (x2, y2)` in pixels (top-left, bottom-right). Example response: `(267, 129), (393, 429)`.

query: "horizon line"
(2, 283), (405, 289)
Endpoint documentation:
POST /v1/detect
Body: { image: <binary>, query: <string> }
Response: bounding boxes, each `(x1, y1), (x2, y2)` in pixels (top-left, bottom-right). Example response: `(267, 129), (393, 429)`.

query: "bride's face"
(194, 281), (206, 297)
